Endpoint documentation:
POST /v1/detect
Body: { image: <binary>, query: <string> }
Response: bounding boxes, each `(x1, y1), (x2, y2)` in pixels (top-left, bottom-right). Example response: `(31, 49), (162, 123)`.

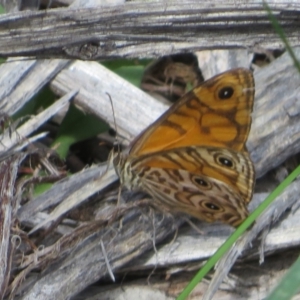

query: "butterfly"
(114, 68), (255, 227)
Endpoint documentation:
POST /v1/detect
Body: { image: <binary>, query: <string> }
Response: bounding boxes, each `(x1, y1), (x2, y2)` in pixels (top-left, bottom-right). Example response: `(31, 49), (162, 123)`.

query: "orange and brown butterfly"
(114, 68), (255, 227)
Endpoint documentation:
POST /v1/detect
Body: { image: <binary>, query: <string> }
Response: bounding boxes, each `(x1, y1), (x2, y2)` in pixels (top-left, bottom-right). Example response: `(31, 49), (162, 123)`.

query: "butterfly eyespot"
(216, 155), (235, 168)
(193, 176), (210, 189)
(218, 86), (234, 99)
(204, 202), (220, 211)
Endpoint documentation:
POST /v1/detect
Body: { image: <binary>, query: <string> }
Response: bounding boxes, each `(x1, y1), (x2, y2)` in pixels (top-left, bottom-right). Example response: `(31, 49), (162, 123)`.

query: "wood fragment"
(0, 154), (26, 299)
(0, 1), (298, 59)
(0, 59), (70, 115)
(0, 90), (75, 153)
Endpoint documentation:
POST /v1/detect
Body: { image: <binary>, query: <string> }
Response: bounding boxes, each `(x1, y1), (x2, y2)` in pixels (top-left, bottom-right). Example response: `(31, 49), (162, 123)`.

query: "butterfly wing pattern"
(114, 68), (255, 227)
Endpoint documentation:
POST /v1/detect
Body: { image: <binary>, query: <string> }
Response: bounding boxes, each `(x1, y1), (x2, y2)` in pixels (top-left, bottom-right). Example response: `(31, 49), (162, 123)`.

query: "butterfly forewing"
(130, 68), (254, 156)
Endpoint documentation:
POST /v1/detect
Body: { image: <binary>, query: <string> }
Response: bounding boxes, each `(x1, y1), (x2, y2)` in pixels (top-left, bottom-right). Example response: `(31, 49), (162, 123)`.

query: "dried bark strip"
(0, 0), (299, 59)
(0, 90), (76, 153)
(0, 154), (26, 299)
(17, 202), (183, 300)
(18, 164), (109, 223)
(0, 59), (70, 116)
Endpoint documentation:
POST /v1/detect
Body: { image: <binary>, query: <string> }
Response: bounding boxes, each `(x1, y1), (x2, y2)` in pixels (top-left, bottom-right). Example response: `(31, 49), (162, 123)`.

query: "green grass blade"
(0, 5), (5, 14)
(262, 4), (300, 300)
(263, 1), (300, 73)
(266, 255), (300, 300)
(177, 164), (300, 300)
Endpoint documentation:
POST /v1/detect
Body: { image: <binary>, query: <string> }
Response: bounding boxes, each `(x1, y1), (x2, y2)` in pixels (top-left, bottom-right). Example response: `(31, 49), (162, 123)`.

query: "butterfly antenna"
(106, 93), (123, 207)
(106, 93), (120, 156)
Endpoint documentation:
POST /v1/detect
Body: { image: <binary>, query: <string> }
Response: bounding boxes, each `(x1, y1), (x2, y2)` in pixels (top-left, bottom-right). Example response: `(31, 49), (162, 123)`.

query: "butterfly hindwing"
(140, 165), (249, 227)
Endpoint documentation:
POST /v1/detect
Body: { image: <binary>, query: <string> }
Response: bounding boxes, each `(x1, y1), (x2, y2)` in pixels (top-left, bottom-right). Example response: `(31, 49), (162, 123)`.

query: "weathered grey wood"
(50, 60), (168, 142)
(27, 164), (116, 234)
(116, 184), (300, 271)
(72, 249), (300, 300)
(17, 196), (184, 300)
(196, 49), (253, 79)
(0, 90), (75, 155)
(0, 154), (26, 299)
(18, 164), (109, 222)
(0, 0), (19, 12)
(0, 1), (298, 59)
(249, 48), (300, 177)
(0, 59), (36, 101)
(0, 58), (70, 115)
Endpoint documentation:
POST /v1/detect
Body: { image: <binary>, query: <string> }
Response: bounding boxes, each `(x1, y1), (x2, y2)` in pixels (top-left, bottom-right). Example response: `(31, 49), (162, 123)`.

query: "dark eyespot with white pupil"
(194, 177), (209, 187)
(205, 203), (220, 211)
(218, 156), (234, 168)
(218, 86), (234, 99)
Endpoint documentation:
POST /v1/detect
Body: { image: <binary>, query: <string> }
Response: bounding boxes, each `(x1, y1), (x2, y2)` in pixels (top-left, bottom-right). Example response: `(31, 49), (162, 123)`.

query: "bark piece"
(0, 1), (298, 59)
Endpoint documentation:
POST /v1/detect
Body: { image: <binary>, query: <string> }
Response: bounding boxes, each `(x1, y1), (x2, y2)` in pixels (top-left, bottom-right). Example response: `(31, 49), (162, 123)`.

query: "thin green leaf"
(263, 1), (300, 73)
(0, 5), (6, 14)
(266, 255), (300, 300)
